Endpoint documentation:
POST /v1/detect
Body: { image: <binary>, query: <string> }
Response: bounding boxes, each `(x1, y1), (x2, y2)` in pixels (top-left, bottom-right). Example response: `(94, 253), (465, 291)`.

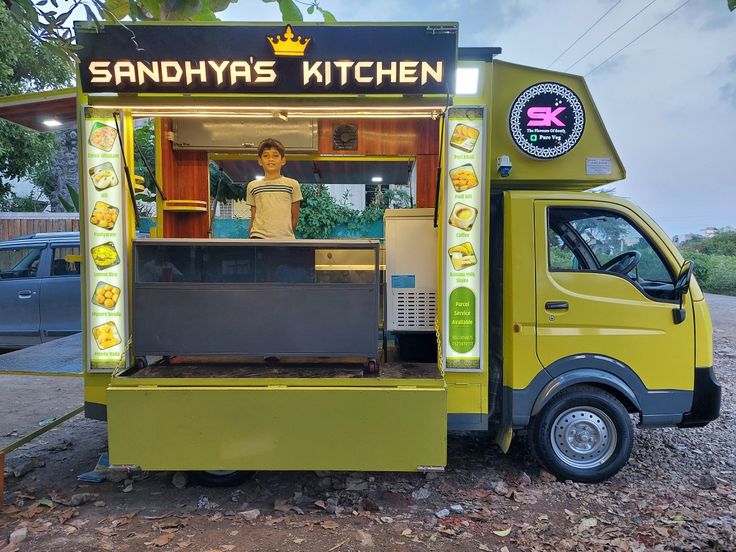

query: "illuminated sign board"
(83, 108), (129, 372)
(509, 82), (585, 159)
(443, 106), (485, 372)
(75, 24), (457, 95)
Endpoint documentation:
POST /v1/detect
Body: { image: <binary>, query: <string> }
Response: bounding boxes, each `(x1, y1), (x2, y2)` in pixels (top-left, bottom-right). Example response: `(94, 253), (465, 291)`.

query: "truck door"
(534, 201), (694, 394)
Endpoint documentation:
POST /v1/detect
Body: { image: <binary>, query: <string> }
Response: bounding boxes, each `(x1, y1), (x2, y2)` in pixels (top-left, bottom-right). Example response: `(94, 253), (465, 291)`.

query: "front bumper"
(679, 366), (721, 428)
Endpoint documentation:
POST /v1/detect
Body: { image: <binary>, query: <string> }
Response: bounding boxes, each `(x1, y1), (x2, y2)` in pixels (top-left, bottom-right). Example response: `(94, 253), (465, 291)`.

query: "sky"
(216, 0), (736, 238)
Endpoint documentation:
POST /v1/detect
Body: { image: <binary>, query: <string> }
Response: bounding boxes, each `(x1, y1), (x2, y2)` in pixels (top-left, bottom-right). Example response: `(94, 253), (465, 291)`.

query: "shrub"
(686, 252), (736, 296)
(296, 184), (411, 239)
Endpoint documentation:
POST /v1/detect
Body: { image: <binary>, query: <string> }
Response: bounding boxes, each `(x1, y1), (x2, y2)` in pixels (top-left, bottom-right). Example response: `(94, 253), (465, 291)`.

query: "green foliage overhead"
(264, 0), (301, 21)
(4, 0), (336, 63)
(729, 0), (736, 12)
(0, 9), (72, 94)
(0, 8), (72, 206)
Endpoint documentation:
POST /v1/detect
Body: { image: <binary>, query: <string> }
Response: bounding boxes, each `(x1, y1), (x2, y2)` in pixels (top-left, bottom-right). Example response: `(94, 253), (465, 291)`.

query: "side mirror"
(674, 260), (694, 296)
(672, 260), (694, 325)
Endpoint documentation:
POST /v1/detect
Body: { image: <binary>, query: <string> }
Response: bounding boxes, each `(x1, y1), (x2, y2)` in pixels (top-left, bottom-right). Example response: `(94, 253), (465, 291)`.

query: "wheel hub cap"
(551, 406), (618, 469)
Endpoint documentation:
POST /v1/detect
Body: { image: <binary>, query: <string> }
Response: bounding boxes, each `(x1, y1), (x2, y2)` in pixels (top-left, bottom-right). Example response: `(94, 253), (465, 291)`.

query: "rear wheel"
(530, 385), (633, 483)
(190, 470), (254, 487)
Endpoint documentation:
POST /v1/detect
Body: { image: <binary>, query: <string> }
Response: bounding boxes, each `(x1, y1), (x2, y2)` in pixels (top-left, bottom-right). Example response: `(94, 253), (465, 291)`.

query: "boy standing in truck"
(246, 138), (302, 239)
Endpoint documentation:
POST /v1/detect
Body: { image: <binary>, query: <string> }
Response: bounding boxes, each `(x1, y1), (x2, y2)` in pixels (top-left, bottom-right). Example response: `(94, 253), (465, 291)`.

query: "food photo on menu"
(89, 162), (119, 191)
(92, 321), (121, 350)
(448, 242), (477, 271)
(449, 202), (478, 231)
(91, 242), (120, 270)
(449, 163), (479, 192)
(90, 201), (119, 230)
(92, 282), (121, 310)
(449, 123), (480, 153)
(88, 121), (118, 152)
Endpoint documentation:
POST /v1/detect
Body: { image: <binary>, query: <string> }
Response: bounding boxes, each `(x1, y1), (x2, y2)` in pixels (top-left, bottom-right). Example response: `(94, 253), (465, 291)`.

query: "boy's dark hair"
(258, 138), (285, 157)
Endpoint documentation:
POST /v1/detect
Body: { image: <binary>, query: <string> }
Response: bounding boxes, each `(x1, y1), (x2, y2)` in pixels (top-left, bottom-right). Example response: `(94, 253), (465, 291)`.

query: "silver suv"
(0, 231), (81, 349)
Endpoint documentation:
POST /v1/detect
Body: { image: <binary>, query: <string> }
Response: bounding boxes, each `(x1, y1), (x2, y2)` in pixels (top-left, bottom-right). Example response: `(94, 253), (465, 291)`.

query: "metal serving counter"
(132, 239), (380, 360)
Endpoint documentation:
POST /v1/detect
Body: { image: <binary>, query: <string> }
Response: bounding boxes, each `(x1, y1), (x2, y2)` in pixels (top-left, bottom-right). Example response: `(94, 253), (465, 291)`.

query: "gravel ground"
(1, 294), (734, 551)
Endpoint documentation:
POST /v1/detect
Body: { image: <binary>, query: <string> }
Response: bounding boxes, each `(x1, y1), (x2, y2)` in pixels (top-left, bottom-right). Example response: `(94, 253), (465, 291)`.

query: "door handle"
(545, 301), (569, 310)
(17, 290), (35, 299)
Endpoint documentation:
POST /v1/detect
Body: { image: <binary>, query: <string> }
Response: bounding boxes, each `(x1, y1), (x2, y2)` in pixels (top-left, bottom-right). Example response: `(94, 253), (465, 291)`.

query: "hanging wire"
(565, 0), (659, 72)
(586, 0), (692, 76)
(547, 0), (623, 69)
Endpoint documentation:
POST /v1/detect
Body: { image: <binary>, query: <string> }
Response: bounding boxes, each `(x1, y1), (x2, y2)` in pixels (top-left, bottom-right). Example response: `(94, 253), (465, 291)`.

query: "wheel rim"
(550, 406), (618, 469)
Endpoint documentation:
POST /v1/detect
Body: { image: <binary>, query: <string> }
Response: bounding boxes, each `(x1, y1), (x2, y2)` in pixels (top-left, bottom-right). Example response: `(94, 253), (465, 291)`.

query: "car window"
(0, 247), (43, 279)
(548, 207), (676, 300)
(52, 245), (82, 276)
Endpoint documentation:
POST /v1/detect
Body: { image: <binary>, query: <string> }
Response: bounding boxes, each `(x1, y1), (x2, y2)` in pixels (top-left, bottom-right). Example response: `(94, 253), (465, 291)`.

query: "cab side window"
(548, 229), (577, 270)
(0, 247), (43, 279)
(548, 207), (676, 300)
(52, 246), (82, 276)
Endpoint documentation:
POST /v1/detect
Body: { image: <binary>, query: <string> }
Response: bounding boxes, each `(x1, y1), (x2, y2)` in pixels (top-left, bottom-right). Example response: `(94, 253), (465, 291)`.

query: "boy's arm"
(291, 201), (300, 234)
(249, 206), (256, 238)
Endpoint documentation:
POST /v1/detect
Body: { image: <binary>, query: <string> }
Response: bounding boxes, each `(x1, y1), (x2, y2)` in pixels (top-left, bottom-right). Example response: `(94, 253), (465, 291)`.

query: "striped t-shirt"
(246, 176), (302, 239)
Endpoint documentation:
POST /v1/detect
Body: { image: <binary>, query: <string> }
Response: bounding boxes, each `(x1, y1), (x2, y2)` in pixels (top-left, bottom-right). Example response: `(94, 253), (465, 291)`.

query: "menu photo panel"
(83, 107), (129, 372)
(443, 106), (486, 372)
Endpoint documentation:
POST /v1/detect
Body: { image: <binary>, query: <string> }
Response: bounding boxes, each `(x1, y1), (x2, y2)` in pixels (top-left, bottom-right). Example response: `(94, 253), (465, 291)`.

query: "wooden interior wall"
(159, 119), (210, 238)
(318, 119), (440, 208)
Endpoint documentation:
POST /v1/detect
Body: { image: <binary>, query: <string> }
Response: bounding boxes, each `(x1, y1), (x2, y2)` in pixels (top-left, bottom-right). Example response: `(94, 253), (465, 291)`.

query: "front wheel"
(529, 386), (633, 483)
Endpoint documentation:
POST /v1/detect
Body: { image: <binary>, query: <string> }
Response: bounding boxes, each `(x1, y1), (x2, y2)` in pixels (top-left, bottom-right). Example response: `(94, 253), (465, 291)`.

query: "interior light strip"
(100, 104), (447, 112)
(134, 111), (439, 119)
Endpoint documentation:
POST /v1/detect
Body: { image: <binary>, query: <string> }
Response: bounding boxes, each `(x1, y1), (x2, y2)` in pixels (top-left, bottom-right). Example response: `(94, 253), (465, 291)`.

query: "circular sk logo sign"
(509, 82), (585, 159)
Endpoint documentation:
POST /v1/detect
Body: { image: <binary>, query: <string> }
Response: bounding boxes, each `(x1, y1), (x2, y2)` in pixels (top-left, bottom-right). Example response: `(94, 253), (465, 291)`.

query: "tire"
(529, 385), (633, 483)
(190, 470), (254, 487)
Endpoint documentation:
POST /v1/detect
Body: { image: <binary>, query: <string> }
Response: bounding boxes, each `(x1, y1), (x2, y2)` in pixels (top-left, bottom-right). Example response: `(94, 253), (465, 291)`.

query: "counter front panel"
(132, 239), (380, 359)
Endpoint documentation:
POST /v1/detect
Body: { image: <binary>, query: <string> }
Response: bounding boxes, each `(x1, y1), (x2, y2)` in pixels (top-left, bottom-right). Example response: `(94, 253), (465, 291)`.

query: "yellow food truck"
(68, 21), (719, 484)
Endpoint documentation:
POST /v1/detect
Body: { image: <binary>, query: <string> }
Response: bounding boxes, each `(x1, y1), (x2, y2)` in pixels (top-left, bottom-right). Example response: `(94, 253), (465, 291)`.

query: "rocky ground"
(1, 295), (734, 551)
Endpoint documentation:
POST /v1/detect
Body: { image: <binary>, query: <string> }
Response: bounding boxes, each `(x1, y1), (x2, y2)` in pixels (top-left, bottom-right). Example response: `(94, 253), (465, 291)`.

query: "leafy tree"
(0, 7), (72, 208)
(679, 229), (736, 257)
(4, 0), (335, 62)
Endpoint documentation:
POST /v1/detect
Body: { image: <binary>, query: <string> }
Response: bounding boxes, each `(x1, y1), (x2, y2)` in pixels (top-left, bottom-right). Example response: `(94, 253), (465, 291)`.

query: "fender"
(506, 354), (693, 428)
(531, 368), (640, 417)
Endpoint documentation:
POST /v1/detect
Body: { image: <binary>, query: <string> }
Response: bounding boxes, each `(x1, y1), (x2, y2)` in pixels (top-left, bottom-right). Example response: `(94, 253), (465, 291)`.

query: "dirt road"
(1, 295), (734, 551)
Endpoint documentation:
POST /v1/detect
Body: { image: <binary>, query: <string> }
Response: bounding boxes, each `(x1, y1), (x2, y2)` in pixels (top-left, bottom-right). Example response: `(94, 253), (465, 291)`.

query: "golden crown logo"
(267, 25), (311, 57)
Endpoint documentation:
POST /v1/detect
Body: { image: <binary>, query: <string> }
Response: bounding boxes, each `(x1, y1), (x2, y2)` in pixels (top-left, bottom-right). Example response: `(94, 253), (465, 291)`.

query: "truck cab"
(492, 191), (719, 481)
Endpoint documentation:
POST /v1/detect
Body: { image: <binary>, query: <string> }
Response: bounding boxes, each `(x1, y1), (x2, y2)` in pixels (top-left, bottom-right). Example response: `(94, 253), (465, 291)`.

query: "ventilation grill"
(332, 124), (358, 150)
(392, 290), (437, 331)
